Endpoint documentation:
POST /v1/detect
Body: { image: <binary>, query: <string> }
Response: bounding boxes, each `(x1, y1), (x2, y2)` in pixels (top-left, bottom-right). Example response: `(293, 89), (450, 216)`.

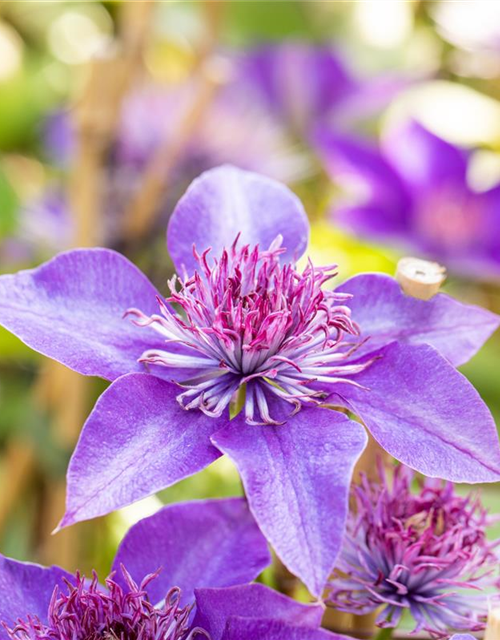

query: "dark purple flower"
(0, 166), (499, 598)
(0, 497), (340, 640)
(327, 463), (500, 638)
(315, 121), (500, 278)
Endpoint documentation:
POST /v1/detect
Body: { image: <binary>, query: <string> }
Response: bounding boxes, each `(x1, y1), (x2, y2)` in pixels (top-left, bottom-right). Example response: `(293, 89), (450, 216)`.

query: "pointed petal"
(0, 555), (73, 633)
(112, 498), (270, 606)
(212, 407), (367, 597)
(241, 44), (355, 127)
(167, 166), (309, 275)
(60, 373), (223, 528)
(314, 128), (411, 225)
(337, 273), (499, 366)
(194, 584), (324, 640)
(221, 618), (348, 640)
(0, 248), (163, 381)
(382, 120), (468, 191)
(336, 342), (500, 483)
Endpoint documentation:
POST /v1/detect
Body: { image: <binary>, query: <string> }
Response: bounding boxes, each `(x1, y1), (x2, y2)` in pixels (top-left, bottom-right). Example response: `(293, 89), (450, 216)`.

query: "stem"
(374, 628), (393, 640)
(230, 384), (246, 419)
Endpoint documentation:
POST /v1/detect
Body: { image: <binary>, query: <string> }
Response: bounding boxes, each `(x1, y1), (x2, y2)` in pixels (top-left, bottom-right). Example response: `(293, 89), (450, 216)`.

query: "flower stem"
(374, 628), (393, 640)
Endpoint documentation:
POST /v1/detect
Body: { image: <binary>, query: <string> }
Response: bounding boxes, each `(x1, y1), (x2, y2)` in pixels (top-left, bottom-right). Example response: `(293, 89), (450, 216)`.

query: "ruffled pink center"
(6, 568), (210, 640)
(327, 463), (499, 638)
(127, 236), (372, 425)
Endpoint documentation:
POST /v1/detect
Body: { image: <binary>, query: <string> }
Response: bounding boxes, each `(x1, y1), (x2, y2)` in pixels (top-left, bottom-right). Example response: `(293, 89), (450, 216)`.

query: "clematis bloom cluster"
(0, 165), (499, 599)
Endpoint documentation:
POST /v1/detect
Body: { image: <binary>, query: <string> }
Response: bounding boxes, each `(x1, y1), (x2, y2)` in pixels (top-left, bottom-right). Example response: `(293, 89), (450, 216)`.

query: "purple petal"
(338, 273), (500, 366)
(240, 44), (355, 128)
(448, 636), (476, 640)
(60, 373), (223, 528)
(0, 555), (73, 633)
(167, 165), (309, 275)
(332, 73), (414, 128)
(212, 407), (367, 597)
(112, 498), (270, 606)
(314, 128), (411, 228)
(333, 204), (411, 244)
(0, 249), (163, 381)
(382, 120), (468, 190)
(221, 618), (347, 640)
(336, 342), (500, 483)
(43, 110), (74, 166)
(193, 584), (324, 640)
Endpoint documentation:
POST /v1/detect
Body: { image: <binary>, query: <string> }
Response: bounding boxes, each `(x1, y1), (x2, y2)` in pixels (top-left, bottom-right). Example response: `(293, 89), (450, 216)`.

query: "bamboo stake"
(485, 607), (500, 640)
(121, 55), (231, 242)
(36, 1), (154, 568)
(0, 441), (36, 534)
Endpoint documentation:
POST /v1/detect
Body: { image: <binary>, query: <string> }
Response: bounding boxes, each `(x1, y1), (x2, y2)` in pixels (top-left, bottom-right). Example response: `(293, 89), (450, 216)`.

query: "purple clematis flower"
(0, 166), (499, 598)
(327, 462), (500, 638)
(240, 42), (411, 137)
(315, 120), (500, 278)
(0, 497), (344, 640)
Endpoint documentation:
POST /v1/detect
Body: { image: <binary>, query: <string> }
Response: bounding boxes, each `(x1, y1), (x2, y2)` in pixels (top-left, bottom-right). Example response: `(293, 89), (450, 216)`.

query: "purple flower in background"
(3, 78), (308, 263)
(315, 121), (500, 278)
(327, 463), (500, 638)
(240, 42), (411, 136)
(0, 497), (341, 640)
(0, 166), (499, 598)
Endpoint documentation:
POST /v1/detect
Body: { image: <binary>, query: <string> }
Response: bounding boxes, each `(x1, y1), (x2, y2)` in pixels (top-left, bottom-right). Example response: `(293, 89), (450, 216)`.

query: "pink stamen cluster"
(6, 568), (209, 640)
(127, 236), (369, 425)
(326, 462), (500, 638)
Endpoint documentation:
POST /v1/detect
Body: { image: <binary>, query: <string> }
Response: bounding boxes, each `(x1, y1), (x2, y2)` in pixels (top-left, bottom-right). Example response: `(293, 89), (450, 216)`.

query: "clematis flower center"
(127, 236), (371, 425)
(6, 568), (210, 640)
(414, 186), (484, 253)
(327, 463), (500, 637)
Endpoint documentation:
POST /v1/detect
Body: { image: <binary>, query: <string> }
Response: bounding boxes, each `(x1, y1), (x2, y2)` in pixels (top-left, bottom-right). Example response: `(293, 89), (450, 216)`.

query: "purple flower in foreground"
(0, 498), (342, 640)
(327, 463), (500, 638)
(0, 166), (499, 598)
(315, 121), (500, 278)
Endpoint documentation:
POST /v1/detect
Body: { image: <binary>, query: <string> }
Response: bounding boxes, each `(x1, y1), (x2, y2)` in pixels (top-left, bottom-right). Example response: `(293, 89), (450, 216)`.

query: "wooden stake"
(36, 2), (154, 568)
(485, 607), (500, 640)
(0, 441), (36, 534)
(121, 55), (231, 242)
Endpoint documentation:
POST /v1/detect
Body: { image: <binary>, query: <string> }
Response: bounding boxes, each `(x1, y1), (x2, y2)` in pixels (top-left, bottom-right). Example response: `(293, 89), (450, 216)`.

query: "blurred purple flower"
(0, 166), (499, 597)
(4, 75), (308, 263)
(327, 463), (500, 638)
(315, 121), (500, 279)
(6, 43), (409, 264)
(0, 498), (342, 640)
(240, 42), (412, 136)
